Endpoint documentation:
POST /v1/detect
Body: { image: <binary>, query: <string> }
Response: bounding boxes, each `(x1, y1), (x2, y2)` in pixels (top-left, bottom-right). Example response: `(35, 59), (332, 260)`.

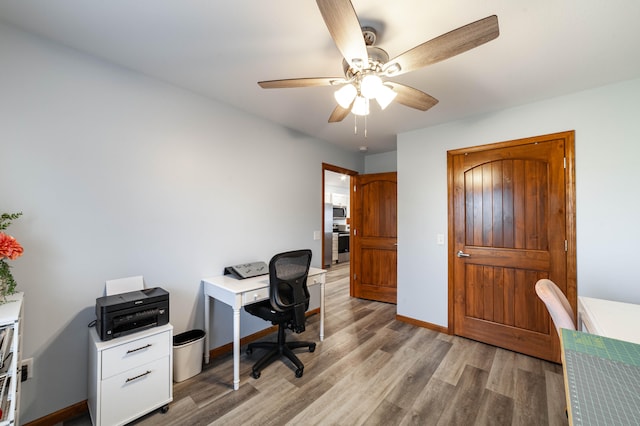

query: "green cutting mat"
(562, 329), (640, 426)
(563, 329), (640, 366)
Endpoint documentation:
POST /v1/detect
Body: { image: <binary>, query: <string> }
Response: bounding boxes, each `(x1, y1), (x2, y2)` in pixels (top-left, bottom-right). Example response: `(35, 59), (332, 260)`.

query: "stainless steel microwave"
(333, 206), (347, 218)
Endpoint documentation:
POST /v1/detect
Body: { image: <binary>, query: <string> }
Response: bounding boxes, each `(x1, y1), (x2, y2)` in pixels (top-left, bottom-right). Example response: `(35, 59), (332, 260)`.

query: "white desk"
(202, 267), (326, 390)
(578, 296), (640, 344)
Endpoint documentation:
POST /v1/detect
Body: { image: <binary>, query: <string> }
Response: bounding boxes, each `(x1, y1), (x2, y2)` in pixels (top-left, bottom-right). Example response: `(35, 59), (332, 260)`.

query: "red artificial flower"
(0, 233), (23, 260)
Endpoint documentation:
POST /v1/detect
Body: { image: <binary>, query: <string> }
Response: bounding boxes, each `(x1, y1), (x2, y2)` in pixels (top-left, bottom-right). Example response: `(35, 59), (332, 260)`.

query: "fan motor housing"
(342, 46), (389, 78)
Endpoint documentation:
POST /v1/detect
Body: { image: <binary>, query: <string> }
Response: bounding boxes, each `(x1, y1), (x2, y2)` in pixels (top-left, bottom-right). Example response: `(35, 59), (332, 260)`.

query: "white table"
(578, 296), (640, 344)
(202, 267), (326, 390)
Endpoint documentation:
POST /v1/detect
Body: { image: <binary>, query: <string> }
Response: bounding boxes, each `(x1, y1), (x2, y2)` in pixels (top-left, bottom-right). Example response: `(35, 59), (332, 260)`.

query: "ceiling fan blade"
(383, 15), (499, 77)
(258, 77), (346, 89)
(328, 103), (352, 123)
(386, 83), (439, 111)
(316, 0), (368, 70)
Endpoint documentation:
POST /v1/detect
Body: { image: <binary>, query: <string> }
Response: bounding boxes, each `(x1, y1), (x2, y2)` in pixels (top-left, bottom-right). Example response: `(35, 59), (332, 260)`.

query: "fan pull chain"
(364, 107), (368, 138)
(352, 100), (369, 137)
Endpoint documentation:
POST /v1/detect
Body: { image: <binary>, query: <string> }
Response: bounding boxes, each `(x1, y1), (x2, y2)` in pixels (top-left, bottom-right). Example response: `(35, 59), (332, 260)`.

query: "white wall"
(0, 23), (363, 423)
(397, 77), (640, 327)
(364, 150), (397, 173)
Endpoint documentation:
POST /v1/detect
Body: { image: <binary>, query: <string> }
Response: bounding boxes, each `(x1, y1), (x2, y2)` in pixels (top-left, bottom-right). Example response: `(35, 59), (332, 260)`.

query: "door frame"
(322, 163), (358, 271)
(446, 131), (577, 334)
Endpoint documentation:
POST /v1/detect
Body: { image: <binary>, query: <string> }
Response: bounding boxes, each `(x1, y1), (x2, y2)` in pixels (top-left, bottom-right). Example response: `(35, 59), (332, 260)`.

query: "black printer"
(95, 287), (169, 341)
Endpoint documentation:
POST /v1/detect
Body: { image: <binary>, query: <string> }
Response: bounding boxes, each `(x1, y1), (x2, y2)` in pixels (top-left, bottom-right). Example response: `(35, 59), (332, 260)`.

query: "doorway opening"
(322, 163), (357, 270)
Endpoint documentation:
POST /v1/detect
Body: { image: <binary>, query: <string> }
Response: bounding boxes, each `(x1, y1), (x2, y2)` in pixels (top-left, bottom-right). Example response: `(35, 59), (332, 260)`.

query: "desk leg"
(204, 295), (210, 364)
(320, 281), (325, 341)
(233, 307), (241, 390)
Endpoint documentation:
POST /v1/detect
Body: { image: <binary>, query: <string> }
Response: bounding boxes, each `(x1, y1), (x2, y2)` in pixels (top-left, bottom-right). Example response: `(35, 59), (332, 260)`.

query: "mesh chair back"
(269, 249), (312, 333)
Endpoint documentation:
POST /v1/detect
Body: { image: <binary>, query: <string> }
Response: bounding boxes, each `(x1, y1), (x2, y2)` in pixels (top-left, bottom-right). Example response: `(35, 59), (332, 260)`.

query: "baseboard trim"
(27, 308), (322, 425)
(396, 314), (449, 334)
(24, 400), (88, 426)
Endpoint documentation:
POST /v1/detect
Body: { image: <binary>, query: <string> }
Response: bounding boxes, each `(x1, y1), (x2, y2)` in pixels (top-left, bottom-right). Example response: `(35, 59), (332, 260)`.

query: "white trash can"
(173, 329), (205, 382)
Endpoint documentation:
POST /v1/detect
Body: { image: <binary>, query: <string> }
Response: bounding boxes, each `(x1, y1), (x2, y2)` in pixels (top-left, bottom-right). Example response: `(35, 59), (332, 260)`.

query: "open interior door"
(351, 172), (397, 304)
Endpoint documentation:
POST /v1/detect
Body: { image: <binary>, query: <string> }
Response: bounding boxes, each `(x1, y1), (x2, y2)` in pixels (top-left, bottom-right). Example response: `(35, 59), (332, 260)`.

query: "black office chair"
(244, 249), (316, 379)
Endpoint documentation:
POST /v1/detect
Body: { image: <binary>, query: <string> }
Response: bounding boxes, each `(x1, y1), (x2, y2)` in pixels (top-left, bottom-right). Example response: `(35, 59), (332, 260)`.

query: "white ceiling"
(2, 1), (639, 154)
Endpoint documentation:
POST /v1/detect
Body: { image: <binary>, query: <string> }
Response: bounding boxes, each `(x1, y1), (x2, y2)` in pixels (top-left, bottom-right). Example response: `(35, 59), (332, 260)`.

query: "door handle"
(456, 250), (470, 258)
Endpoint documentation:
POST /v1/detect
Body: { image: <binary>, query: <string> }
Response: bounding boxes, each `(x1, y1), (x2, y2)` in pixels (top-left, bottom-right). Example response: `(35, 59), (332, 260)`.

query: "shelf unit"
(0, 293), (23, 426)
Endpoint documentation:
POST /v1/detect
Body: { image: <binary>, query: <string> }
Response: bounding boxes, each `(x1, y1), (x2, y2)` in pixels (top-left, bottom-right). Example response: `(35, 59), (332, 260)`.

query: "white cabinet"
(88, 324), (173, 426)
(331, 193), (348, 207)
(0, 293), (23, 426)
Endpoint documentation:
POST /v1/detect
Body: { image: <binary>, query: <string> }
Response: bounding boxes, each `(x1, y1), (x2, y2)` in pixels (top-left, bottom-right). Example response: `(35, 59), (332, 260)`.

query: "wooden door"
(449, 131), (576, 362)
(351, 172), (397, 304)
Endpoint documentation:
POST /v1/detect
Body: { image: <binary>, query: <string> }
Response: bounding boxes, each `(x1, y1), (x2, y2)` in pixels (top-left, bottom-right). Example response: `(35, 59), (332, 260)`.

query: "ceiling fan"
(258, 0), (499, 123)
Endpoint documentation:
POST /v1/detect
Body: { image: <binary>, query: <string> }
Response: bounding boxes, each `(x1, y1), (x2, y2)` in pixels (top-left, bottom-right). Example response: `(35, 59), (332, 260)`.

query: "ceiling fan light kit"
(334, 83), (357, 108)
(351, 96), (370, 116)
(373, 84), (397, 110)
(257, 0), (499, 133)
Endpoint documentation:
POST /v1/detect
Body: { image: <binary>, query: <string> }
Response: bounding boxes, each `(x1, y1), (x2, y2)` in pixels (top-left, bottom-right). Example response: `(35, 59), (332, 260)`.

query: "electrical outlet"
(21, 358), (33, 381)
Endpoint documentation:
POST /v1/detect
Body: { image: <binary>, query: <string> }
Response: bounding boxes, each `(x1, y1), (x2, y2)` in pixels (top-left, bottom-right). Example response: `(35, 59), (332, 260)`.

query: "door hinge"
(353, 273), (357, 280)
(565, 240), (568, 251)
(564, 157), (566, 169)
(353, 229), (357, 236)
(353, 185), (357, 192)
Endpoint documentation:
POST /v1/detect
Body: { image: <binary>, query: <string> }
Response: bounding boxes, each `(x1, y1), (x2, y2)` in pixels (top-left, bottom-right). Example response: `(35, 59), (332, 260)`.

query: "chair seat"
(244, 301), (288, 323)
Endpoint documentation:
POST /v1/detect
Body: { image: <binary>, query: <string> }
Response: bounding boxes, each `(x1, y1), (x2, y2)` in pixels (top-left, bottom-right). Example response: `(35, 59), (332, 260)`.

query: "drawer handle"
(125, 370), (151, 383)
(127, 343), (152, 354)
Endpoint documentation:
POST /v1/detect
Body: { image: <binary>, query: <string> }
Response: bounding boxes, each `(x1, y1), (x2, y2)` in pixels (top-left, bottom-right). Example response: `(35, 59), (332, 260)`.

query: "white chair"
(535, 278), (575, 334)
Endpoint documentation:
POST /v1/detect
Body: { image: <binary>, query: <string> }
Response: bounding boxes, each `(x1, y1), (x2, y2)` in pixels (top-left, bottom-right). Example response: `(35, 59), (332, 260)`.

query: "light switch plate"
(437, 234), (445, 245)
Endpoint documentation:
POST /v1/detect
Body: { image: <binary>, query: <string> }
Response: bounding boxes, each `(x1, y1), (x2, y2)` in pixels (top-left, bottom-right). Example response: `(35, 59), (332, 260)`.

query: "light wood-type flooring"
(65, 262), (568, 426)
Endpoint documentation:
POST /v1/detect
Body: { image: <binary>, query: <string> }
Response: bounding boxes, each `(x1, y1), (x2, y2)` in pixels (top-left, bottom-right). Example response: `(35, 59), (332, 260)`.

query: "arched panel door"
(449, 131), (576, 362)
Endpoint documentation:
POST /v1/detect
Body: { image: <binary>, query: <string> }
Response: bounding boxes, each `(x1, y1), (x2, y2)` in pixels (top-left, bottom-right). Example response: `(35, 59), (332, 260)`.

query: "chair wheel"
(251, 370), (261, 379)
(309, 343), (316, 353)
(160, 405), (169, 414)
(295, 368), (304, 378)
(246, 347), (253, 355)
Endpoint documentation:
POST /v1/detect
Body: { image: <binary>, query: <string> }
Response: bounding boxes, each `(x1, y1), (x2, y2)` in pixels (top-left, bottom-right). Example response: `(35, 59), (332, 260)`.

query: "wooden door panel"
(465, 159), (548, 250)
(352, 172), (397, 304)
(361, 181), (397, 237)
(450, 132), (575, 363)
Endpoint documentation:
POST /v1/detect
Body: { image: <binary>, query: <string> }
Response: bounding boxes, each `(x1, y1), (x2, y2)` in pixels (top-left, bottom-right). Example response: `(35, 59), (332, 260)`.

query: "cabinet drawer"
(243, 287), (269, 305)
(100, 356), (171, 426)
(308, 273), (325, 286)
(102, 330), (171, 379)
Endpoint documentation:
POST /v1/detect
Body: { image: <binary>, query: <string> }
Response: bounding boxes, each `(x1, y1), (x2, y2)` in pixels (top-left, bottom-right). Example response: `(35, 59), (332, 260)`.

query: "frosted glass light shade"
(334, 84), (357, 108)
(351, 96), (369, 116)
(375, 84), (397, 110)
(360, 74), (382, 99)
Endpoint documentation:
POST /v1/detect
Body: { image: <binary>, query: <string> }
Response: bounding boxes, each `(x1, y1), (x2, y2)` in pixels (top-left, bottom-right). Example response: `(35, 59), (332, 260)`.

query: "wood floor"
(66, 262), (568, 426)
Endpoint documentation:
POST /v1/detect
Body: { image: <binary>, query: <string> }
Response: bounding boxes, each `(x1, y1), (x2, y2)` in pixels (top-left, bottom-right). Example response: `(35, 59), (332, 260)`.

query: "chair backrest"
(535, 278), (575, 334)
(269, 249), (313, 333)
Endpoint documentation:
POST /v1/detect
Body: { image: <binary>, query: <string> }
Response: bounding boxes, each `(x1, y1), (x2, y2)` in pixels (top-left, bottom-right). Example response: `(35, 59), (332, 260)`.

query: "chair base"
(246, 326), (316, 379)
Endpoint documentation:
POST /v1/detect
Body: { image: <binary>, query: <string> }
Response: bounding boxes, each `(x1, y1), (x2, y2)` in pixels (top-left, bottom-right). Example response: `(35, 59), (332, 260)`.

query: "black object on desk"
(224, 261), (268, 279)
(561, 329), (640, 425)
